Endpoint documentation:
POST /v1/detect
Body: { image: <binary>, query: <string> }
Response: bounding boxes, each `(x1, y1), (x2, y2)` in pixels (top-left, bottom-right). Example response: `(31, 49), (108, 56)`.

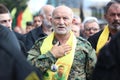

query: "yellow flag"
(22, 6), (33, 29)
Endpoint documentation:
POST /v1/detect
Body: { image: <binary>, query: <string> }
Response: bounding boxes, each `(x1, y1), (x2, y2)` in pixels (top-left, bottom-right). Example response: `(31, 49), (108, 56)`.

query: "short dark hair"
(33, 14), (39, 19)
(26, 21), (33, 26)
(104, 0), (120, 14)
(0, 4), (9, 14)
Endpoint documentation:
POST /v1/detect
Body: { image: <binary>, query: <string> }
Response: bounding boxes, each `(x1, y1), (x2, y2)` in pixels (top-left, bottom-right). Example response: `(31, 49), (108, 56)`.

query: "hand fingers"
(62, 45), (72, 55)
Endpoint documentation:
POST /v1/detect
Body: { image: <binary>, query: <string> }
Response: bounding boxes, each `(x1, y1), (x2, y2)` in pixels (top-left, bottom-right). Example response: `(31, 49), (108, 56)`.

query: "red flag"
(17, 11), (23, 27)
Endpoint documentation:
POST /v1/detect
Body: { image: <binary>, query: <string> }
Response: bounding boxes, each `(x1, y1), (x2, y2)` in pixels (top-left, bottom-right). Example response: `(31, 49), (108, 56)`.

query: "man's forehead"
(109, 3), (120, 10)
(53, 6), (73, 16)
(0, 13), (11, 20)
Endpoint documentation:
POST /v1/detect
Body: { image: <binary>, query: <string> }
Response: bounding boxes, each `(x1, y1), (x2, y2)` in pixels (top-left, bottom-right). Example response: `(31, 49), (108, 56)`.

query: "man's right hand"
(50, 41), (72, 58)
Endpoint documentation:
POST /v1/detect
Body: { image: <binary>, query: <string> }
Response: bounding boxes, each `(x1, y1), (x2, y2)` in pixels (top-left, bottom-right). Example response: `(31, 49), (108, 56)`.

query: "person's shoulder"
(33, 26), (42, 32)
(28, 27), (41, 33)
(76, 36), (93, 49)
(34, 36), (47, 45)
(76, 36), (96, 55)
(37, 36), (47, 41)
(77, 36), (90, 44)
(88, 30), (103, 39)
(26, 27), (43, 37)
(27, 26), (46, 38)
(14, 31), (24, 39)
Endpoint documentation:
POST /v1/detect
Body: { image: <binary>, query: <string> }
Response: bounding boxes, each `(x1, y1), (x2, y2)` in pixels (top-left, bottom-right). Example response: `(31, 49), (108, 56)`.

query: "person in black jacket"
(25, 5), (55, 52)
(88, 0), (120, 54)
(0, 3), (27, 56)
(92, 31), (120, 80)
(0, 24), (43, 80)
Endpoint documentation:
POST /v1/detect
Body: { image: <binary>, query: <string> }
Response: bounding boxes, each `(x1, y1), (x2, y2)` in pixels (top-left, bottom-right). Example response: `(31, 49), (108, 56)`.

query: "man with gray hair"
(88, 0), (120, 55)
(27, 5), (96, 80)
(83, 17), (100, 39)
(25, 5), (55, 52)
(72, 15), (82, 37)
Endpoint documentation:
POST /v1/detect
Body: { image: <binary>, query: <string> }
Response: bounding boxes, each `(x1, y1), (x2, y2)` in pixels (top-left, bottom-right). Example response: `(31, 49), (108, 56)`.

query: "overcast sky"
(28, 0), (111, 14)
(28, 0), (48, 14)
(84, 0), (111, 8)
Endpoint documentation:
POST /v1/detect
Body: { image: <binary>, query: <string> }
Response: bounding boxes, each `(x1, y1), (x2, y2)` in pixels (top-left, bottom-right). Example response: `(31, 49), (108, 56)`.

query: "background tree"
(0, 0), (29, 28)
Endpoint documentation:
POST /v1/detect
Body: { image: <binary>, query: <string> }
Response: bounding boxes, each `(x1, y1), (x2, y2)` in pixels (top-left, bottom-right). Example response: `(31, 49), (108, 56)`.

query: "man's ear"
(72, 18), (75, 24)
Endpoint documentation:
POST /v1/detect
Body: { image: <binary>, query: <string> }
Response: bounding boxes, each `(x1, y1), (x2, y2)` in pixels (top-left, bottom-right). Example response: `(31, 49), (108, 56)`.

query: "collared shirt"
(27, 36), (97, 80)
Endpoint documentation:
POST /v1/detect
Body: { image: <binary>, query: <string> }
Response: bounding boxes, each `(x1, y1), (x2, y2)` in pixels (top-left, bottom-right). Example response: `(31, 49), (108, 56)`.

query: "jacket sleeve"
(27, 39), (57, 73)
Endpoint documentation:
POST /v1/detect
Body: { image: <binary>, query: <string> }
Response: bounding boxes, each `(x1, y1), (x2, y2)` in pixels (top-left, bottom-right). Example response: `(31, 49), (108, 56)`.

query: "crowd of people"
(0, 0), (120, 80)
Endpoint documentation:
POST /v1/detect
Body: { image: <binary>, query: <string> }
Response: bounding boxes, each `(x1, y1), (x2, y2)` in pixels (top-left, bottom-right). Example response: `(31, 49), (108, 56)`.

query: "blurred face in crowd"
(72, 16), (83, 31)
(84, 21), (100, 38)
(71, 24), (80, 37)
(105, 3), (120, 31)
(51, 6), (73, 35)
(33, 16), (42, 28)
(26, 25), (34, 33)
(14, 27), (23, 34)
(73, 17), (81, 27)
(0, 13), (12, 30)
(42, 5), (55, 29)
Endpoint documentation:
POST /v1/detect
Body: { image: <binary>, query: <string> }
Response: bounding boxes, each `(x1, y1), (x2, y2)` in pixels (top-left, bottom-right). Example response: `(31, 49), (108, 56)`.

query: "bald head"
(39, 5), (55, 16)
(39, 5), (55, 29)
(52, 5), (73, 18)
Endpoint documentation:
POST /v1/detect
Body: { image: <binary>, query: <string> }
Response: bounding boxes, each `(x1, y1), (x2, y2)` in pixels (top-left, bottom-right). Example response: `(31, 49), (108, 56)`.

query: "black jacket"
(92, 32), (120, 80)
(0, 25), (43, 80)
(88, 30), (103, 50)
(14, 31), (27, 57)
(25, 26), (47, 51)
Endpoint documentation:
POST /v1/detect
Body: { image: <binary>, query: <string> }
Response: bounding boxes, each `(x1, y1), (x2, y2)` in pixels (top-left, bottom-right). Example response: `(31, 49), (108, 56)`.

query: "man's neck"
(55, 33), (71, 44)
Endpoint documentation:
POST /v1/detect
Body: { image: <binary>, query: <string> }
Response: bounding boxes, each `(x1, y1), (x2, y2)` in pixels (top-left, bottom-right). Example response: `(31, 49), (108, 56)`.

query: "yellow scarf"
(96, 25), (109, 54)
(40, 31), (77, 80)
